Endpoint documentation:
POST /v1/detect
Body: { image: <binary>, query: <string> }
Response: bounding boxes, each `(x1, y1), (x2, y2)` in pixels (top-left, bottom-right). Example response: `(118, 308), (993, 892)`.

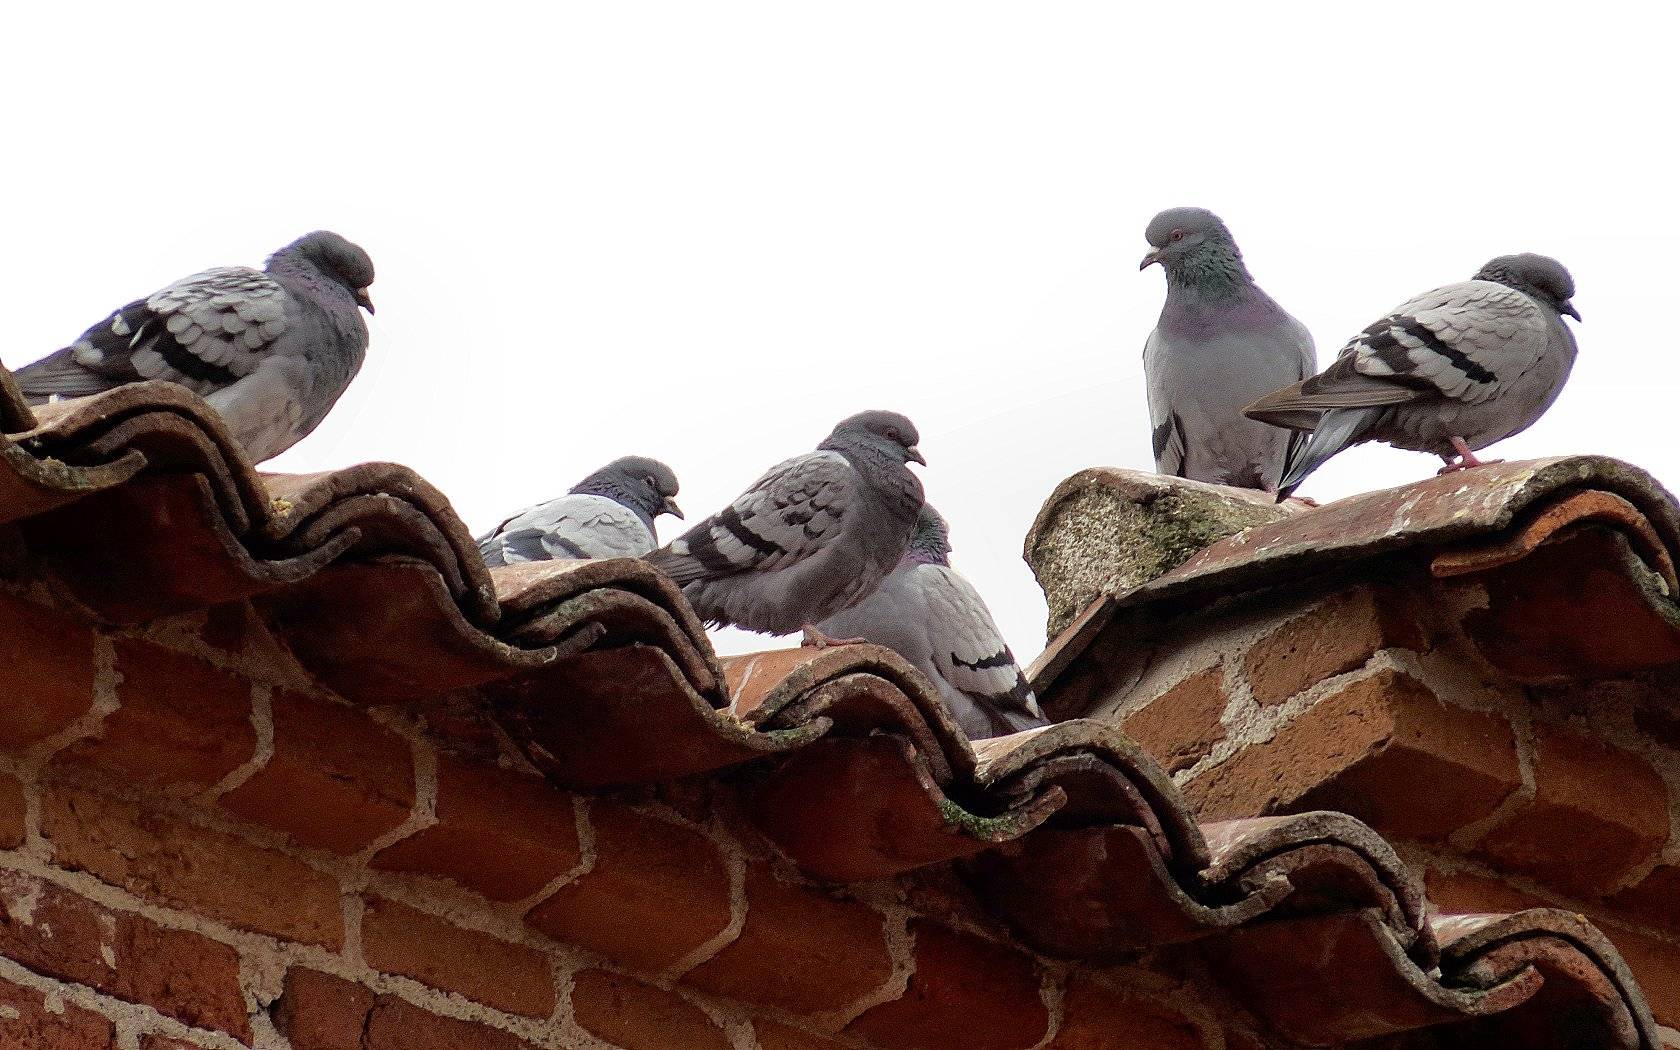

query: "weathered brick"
(1047, 975), (1208, 1049)
(276, 968), (539, 1050)
(1477, 720), (1669, 896)
(139, 1037), (203, 1050)
(0, 975), (116, 1049)
(525, 799), (728, 973)
(0, 772), (26, 849)
(41, 784), (342, 947)
(1186, 669), (1521, 839)
(362, 895), (553, 1017)
(686, 864), (891, 1015)
(756, 1020), (863, 1049)
(220, 689), (413, 854)
(1243, 586), (1425, 706)
(570, 969), (730, 1050)
(1123, 665), (1228, 774)
(375, 753), (578, 901)
(847, 920), (1048, 1050)
(0, 870), (248, 1039)
(0, 591), (97, 750)
(53, 639), (254, 793)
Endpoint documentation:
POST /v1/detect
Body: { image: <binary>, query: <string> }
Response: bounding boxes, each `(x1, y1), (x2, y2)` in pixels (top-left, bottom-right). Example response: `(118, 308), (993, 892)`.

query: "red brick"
(847, 921), (1048, 1050)
(1123, 665), (1228, 774)
(1422, 867), (1547, 916)
(375, 754), (578, 901)
(1186, 669), (1520, 839)
(0, 870), (248, 1039)
(686, 865), (891, 1015)
(53, 639), (254, 793)
(362, 895), (553, 1017)
(0, 591), (97, 750)
(220, 689), (414, 853)
(1477, 721), (1670, 896)
(570, 969), (730, 1050)
(1243, 586), (1425, 706)
(0, 772), (26, 849)
(1613, 864), (1680, 934)
(756, 1020), (863, 1049)
(41, 784), (342, 947)
(1047, 976), (1208, 1049)
(274, 969), (375, 1050)
(276, 968), (539, 1050)
(139, 1038), (202, 1050)
(0, 975), (116, 1049)
(525, 800), (727, 973)
(1601, 925), (1680, 1030)
(363, 996), (538, 1050)
(198, 602), (256, 656)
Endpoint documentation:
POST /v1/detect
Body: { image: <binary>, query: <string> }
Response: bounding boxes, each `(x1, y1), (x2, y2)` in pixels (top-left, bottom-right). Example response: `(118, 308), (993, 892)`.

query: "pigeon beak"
(1562, 301), (1582, 321)
(1139, 250), (1162, 271)
(661, 496), (684, 520)
(906, 446), (927, 466)
(355, 288), (376, 315)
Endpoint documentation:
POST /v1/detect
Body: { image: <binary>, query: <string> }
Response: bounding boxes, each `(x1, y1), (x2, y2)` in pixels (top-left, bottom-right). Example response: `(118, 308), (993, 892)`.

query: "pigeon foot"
(801, 626), (865, 649)
(1436, 438), (1503, 475)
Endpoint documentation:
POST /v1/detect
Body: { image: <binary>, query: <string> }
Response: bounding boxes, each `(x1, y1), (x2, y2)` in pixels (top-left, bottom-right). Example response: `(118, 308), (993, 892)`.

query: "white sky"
(4, 3), (1676, 661)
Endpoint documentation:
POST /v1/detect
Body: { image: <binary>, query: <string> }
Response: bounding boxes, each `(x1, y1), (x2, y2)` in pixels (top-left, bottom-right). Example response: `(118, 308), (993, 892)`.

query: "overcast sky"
(4, 3), (1675, 660)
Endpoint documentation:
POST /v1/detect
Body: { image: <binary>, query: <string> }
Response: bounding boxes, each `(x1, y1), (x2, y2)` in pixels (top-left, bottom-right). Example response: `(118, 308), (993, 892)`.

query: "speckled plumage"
(1247, 253), (1580, 497)
(1141, 207), (1316, 491)
(646, 411), (925, 636)
(816, 505), (1047, 739)
(479, 456), (682, 565)
(17, 231), (375, 463)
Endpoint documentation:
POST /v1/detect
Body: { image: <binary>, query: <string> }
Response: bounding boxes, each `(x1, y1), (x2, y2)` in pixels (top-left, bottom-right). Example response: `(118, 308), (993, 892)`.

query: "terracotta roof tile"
(0, 380), (1660, 1049)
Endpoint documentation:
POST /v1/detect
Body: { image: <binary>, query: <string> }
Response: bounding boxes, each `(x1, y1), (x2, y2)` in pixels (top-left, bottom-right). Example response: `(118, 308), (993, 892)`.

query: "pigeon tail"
(1276, 407), (1381, 501)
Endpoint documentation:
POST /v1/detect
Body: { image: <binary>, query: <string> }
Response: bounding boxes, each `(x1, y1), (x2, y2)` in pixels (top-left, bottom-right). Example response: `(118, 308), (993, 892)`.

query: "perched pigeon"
(646, 410), (925, 641)
(1141, 207), (1316, 492)
(17, 231), (375, 463)
(816, 505), (1047, 739)
(478, 456), (683, 566)
(1245, 253), (1580, 499)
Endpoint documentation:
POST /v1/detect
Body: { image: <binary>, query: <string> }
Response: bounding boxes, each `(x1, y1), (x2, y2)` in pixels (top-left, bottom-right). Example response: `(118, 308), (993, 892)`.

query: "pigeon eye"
(1170, 229), (1185, 242)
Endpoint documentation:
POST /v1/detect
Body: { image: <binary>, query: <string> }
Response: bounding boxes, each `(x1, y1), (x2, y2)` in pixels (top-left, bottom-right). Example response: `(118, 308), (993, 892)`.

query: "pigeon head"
(1475, 253), (1580, 321)
(573, 455), (683, 525)
(274, 231), (377, 314)
(822, 410), (926, 466)
(905, 503), (952, 565)
(1140, 207), (1243, 272)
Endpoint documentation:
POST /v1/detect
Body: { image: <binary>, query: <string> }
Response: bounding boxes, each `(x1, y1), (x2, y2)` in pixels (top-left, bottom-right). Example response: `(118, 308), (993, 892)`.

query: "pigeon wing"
(18, 266), (290, 404)
(648, 451), (854, 584)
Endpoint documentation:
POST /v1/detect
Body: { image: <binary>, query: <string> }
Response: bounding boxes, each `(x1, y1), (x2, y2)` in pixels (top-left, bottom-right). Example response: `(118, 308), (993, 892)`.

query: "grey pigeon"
(478, 456), (683, 566)
(646, 410), (925, 641)
(816, 505), (1048, 739)
(1141, 208), (1316, 492)
(17, 231), (375, 463)
(1245, 253), (1580, 499)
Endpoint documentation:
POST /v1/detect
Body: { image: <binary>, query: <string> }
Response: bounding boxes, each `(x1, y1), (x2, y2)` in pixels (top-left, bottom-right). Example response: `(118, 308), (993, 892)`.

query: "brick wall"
(1102, 571), (1680, 1036)
(0, 586), (1273, 1050)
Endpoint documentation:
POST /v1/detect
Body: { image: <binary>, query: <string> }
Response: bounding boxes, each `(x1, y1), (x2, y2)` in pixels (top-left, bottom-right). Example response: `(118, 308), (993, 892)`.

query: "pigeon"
(1140, 208), (1317, 492)
(645, 410), (925, 642)
(816, 504), (1048, 739)
(1244, 253), (1581, 499)
(478, 456), (683, 566)
(16, 231), (375, 463)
